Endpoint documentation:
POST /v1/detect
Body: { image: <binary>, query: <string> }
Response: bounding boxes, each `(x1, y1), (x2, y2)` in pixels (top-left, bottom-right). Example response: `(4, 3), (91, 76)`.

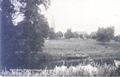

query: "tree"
(79, 32), (88, 39)
(1, 0), (19, 69)
(48, 27), (56, 39)
(64, 29), (73, 39)
(56, 31), (63, 39)
(90, 32), (97, 39)
(84, 33), (90, 39)
(73, 32), (79, 38)
(79, 34), (84, 39)
(1, 0), (50, 69)
(114, 35), (120, 42)
(96, 27), (114, 44)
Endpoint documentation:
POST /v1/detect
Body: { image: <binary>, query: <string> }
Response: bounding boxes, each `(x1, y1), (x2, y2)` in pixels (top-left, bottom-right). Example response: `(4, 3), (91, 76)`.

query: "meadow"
(43, 39), (120, 63)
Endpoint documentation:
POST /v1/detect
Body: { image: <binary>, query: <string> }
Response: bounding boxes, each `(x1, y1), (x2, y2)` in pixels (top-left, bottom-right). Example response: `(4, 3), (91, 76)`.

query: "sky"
(46, 0), (120, 35)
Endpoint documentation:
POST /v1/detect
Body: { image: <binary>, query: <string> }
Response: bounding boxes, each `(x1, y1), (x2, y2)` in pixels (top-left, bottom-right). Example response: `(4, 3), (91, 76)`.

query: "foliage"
(114, 35), (120, 42)
(79, 34), (84, 39)
(73, 32), (79, 38)
(90, 32), (97, 39)
(48, 27), (56, 39)
(96, 27), (114, 43)
(1, 0), (50, 69)
(1, 63), (119, 76)
(84, 33), (90, 39)
(56, 31), (63, 39)
(64, 29), (73, 39)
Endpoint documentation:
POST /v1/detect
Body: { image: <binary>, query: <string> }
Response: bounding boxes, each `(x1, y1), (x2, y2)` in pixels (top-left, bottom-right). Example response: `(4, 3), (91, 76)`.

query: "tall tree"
(1, 0), (50, 69)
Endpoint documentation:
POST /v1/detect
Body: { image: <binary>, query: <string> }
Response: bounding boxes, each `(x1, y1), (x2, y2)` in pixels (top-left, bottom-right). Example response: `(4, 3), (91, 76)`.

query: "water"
(40, 56), (120, 69)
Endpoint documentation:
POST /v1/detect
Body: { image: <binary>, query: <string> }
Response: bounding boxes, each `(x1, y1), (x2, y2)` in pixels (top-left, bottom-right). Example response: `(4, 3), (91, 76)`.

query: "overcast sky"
(46, 0), (120, 35)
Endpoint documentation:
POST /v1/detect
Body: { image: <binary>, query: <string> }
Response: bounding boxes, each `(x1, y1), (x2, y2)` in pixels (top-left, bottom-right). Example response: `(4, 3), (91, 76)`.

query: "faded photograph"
(0, 0), (120, 76)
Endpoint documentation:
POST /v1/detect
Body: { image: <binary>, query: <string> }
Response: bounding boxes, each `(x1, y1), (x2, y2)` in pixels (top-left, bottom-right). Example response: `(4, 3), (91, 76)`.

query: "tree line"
(48, 27), (120, 43)
(48, 28), (88, 40)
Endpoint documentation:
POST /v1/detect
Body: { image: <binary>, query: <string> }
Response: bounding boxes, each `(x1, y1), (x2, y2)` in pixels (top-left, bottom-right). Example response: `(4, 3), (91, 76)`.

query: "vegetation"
(90, 32), (97, 39)
(64, 29), (74, 39)
(1, 0), (50, 69)
(96, 27), (114, 44)
(73, 32), (79, 38)
(48, 27), (56, 39)
(44, 39), (120, 61)
(1, 39), (120, 76)
(1, 63), (119, 76)
(1, 0), (120, 76)
(56, 31), (63, 39)
(114, 35), (120, 42)
(79, 34), (84, 39)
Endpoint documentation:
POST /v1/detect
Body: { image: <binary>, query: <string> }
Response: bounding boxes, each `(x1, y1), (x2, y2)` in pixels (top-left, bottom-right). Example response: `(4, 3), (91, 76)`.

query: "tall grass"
(1, 63), (119, 76)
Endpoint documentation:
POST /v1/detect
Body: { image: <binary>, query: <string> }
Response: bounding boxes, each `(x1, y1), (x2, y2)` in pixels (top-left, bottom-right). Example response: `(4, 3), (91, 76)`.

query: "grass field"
(44, 39), (120, 58)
